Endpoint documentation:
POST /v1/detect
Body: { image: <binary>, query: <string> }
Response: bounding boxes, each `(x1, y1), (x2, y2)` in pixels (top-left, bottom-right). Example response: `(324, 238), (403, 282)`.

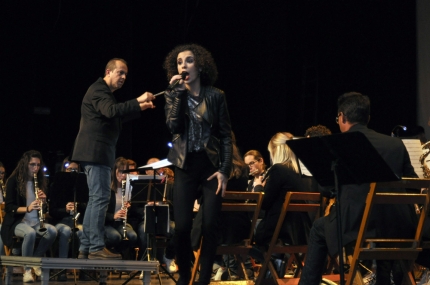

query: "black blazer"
(325, 124), (418, 256)
(71, 78), (141, 168)
(1, 174), (31, 247)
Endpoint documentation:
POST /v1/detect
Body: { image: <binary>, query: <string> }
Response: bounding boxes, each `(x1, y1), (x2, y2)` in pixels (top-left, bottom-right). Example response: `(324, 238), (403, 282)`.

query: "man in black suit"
(71, 58), (155, 259)
(299, 92), (417, 285)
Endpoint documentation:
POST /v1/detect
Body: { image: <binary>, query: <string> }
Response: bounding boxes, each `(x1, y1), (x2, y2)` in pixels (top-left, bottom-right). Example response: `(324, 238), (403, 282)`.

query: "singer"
(163, 43), (232, 285)
(70, 58), (155, 260)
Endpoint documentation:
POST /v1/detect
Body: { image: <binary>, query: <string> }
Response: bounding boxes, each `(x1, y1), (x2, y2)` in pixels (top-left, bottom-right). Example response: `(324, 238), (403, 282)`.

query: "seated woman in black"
(253, 132), (311, 247)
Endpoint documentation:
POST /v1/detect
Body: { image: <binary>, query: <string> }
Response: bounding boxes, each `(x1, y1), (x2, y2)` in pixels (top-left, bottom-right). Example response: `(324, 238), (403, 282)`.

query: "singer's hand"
(207, 171), (228, 197)
(169, 75), (186, 91)
(139, 101), (155, 110)
(137, 92), (155, 103)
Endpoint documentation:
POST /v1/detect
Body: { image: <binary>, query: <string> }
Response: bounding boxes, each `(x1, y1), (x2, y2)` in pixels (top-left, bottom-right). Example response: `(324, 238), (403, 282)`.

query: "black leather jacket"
(164, 86), (232, 176)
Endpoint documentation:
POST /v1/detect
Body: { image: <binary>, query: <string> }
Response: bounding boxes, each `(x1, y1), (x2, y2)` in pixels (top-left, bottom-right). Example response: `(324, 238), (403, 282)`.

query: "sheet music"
(299, 159), (313, 176)
(138, 158), (172, 169)
(402, 139), (424, 178)
(292, 137), (313, 176)
(125, 174), (164, 202)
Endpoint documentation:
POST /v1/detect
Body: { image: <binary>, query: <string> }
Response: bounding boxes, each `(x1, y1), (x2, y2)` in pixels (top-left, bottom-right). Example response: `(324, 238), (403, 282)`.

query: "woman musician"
(104, 157), (137, 258)
(0, 150), (57, 283)
(49, 157), (87, 281)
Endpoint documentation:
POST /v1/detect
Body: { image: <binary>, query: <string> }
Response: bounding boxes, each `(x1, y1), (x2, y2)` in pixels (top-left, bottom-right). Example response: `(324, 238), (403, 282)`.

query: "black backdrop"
(0, 1), (417, 176)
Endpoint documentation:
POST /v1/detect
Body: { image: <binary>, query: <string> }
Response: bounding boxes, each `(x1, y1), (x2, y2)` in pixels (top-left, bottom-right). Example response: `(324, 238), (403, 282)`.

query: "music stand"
(124, 159), (175, 285)
(286, 131), (399, 285)
(49, 171), (89, 281)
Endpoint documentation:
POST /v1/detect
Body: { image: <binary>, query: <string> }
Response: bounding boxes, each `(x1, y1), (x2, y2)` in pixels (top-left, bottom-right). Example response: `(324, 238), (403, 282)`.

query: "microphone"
(154, 72), (189, 97)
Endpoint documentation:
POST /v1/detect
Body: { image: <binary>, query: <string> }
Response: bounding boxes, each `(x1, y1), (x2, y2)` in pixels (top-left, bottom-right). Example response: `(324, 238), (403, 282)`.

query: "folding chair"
(190, 191), (264, 285)
(346, 178), (430, 285)
(255, 191), (322, 285)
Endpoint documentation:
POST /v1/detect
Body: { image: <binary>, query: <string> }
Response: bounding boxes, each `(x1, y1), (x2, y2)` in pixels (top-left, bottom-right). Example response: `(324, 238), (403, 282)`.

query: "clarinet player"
(0, 150), (57, 283)
(104, 157), (137, 257)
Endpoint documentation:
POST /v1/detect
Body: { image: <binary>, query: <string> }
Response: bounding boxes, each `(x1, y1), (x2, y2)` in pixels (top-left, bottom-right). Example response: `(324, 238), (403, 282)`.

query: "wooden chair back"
(254, 191), (322, 285)
(346, 178), (430, 285)
(190, 191), (264, 285)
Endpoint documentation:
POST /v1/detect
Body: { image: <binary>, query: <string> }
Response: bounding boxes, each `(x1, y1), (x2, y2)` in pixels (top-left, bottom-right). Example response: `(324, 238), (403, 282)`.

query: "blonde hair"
(268, 132), (299, 173)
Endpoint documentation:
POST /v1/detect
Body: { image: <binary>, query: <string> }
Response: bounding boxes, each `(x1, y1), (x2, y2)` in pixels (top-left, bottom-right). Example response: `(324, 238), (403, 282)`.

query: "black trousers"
(298, 216), (404, 285)
(173, 152), (222, 285)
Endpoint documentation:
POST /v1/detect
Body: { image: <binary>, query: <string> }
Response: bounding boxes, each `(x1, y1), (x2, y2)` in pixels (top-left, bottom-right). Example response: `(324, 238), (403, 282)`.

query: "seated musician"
(104, 157), (138, 257)
(0, 150), (57, 283)
(303, 125), (333, 219)
(253, 132), (310, 247)
(243, 150), (267, 193)
(128, 157), (178, 279)
(49, 156), (87, 281)
(299, 92), (418, 285)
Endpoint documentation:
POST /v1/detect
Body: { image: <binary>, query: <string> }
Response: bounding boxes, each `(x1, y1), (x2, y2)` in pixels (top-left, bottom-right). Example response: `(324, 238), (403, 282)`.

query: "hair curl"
(304, 125), (332, 137)
(8, 150), (46, 197)
(163, 43), (218, 86)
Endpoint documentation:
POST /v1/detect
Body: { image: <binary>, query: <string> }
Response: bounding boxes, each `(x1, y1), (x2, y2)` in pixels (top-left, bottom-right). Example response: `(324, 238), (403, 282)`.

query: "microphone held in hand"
(167, 71), (189, 90)
(154, 72), (189, 97)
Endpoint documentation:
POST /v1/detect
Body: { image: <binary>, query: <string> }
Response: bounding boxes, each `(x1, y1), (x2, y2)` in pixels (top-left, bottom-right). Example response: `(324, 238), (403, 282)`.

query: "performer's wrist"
(27, 206), (30, 213)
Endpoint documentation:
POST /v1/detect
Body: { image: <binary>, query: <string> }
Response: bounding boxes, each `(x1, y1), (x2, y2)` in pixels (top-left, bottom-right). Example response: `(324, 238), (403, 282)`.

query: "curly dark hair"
(304, 125), (332, 137)
(163, 43), (218, 86)
(8, 150), (46, 197)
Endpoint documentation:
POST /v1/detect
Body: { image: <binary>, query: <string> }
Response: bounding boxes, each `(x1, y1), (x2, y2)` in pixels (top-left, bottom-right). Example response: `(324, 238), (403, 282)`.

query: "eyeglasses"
(66, 168), (78, 172)
(29, 163), (41, 167)
(335, 113), (342, 124)
(246, 160), (258, 167)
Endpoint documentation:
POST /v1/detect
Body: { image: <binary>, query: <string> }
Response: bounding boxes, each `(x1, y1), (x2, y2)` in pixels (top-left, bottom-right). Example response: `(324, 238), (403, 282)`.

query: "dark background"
(0, 1), (418, 177)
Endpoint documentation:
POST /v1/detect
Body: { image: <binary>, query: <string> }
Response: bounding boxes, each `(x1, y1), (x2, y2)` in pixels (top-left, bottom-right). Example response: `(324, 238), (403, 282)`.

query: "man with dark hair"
(299, 92), (417, 285)
(71, 58), (156, 260)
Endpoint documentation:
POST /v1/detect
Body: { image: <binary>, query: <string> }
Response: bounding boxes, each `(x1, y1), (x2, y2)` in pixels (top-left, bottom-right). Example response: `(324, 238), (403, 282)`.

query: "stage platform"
(0, 256), (159, 285)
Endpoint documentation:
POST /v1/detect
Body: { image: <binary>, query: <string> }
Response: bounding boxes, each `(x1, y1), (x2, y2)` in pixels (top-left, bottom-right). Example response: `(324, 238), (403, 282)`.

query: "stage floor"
(5, 270), (178, 284)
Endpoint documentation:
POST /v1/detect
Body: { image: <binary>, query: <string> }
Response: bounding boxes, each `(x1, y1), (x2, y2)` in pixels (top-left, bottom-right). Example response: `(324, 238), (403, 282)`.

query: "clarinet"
(121, 180), (129, 240)
(33, 173), (47, 232)
(70, 202), (80, 232)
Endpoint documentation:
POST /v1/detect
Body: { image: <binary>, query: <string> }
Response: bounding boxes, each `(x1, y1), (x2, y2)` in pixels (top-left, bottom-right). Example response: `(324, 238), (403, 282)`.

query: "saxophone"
(121, 180), (129, 240)
(420, 141), (430, 179)
(33, 173), (47, 232)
